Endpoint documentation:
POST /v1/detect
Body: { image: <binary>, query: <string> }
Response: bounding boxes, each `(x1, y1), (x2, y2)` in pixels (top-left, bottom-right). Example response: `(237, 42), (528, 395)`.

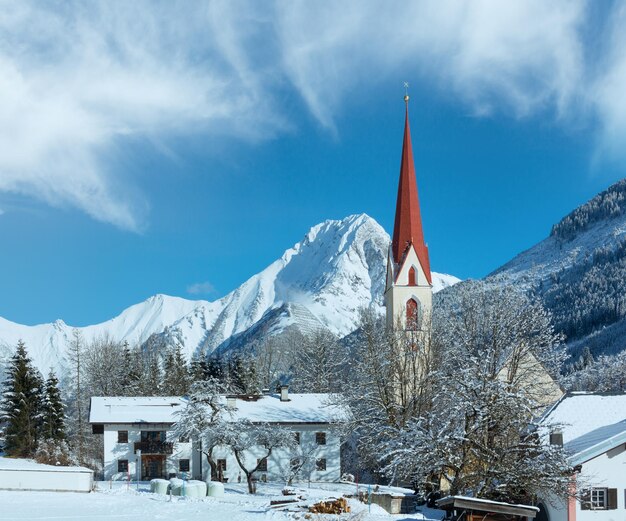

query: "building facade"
(89, 391), (342, 483)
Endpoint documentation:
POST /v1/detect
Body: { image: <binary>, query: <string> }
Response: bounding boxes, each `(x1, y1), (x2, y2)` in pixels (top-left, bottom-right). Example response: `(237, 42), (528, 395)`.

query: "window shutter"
(608, 488), (617, 510)
(580, 489), (590, 510)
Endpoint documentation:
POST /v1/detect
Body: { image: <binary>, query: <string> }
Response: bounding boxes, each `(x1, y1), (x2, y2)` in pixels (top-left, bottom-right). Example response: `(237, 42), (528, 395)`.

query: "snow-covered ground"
(1, 481), (444, 521)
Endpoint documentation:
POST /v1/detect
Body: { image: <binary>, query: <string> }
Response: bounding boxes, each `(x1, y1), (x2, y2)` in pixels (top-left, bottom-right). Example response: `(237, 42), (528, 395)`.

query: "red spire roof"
(391, 101), (432, 284)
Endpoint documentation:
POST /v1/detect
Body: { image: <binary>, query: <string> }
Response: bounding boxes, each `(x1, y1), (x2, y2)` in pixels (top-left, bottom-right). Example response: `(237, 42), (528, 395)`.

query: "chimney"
(549, 430), (563, 447)
(226, 396), (237, 409)
(279, 385), (290, 402)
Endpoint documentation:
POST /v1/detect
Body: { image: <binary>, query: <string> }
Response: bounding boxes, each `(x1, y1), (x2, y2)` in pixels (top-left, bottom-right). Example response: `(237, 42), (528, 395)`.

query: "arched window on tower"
(406, 298), (419, 330)
(408, 266), (417, 286)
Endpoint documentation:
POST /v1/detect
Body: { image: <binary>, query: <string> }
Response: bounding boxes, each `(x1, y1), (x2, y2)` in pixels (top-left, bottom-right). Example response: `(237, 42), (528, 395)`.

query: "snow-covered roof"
(89, 393), (345, 425)
(540, 392), (626, 443)
(566, 420), (626, 465)
(224, 393), (345, 424)
(0, 457), (92, 473)
(89, 397), (187, 424)
(436, 496), (539, 516)
(540, 392), (626, 463)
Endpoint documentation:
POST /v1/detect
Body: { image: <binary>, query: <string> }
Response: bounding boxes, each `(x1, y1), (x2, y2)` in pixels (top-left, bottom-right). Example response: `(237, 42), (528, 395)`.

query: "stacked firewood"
(308, 497), (351, 514)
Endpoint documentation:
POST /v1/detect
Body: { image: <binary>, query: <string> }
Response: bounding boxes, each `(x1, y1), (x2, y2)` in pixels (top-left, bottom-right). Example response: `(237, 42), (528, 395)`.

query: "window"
(179, 459), (190, 472)
(117, 430), (129, 443)
(179, 437), (189, 444)
(290, 458), (301, 470)
(408, 266), (417, 286)
(294, 432), (300, 445)
(217, 459), (227, 471)
(117, 459), (128, 473)
(256, 458), (268, 472)
(581, 488), (617, 510)
(591, 488), (607, 510)
(315, 432), (326, 445)
(316, 458), (326, 471)
(406, 299), (419, 330)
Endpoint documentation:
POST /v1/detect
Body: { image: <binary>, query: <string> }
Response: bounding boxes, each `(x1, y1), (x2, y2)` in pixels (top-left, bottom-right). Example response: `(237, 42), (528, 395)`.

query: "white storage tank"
(150, 479), (170, 495)
(207, 481), (224, 498)
(185, 480), (207, 498)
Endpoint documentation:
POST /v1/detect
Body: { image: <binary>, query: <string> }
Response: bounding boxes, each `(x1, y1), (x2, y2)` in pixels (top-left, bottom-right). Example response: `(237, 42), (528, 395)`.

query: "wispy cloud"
(0, 1), (623, 230)
(0, 1), (286, 231)
(187, 281), (216, 296)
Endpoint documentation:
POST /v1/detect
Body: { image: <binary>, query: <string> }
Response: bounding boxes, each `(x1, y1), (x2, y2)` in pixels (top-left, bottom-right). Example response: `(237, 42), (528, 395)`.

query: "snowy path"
(0, 482), (443, 521)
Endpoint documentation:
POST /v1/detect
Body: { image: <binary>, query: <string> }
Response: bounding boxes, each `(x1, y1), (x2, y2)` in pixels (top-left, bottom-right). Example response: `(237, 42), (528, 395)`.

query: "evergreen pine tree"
(120, 341), (141, 395)
(41, 370), (66, 442)
(228, 354), (258, 394)
(139, 352), (163, 396)
(1, 341), (44, 457)
(163, 344), (190, 396)
(190, 354), (209, 382)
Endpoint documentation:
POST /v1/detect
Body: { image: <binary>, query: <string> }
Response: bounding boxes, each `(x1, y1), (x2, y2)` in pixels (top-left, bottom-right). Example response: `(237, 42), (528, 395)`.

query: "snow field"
(0, 481), (443, 521)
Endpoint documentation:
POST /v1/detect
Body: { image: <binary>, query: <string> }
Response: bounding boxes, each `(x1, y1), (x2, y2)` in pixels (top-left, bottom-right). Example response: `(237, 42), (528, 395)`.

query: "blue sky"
(1, 1), (626, 326)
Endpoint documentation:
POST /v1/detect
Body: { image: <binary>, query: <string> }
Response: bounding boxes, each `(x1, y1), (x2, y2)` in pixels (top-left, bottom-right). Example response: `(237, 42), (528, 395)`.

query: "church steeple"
(391, 96), (431, 284)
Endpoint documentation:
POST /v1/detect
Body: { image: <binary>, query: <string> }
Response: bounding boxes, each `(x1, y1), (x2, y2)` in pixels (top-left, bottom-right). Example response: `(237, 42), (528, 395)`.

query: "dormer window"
(408, 266), (417, 286)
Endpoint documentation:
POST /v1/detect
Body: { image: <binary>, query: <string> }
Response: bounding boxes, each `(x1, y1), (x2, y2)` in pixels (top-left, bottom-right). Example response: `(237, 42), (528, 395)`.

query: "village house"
(537, 392), (626, 521)
(89, 387), (343, 483)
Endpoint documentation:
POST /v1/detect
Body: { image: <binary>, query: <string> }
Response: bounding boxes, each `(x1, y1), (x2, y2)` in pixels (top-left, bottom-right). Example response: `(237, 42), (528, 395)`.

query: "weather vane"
(404, 81), (409, 103)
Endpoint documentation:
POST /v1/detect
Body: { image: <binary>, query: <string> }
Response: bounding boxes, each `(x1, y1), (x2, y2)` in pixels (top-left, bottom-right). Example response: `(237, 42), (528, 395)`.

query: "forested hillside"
(490, 178), (626, 362)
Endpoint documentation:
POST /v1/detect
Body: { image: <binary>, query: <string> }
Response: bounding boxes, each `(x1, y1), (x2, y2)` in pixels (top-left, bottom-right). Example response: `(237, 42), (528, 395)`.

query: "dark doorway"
(142, 455), (165, 480)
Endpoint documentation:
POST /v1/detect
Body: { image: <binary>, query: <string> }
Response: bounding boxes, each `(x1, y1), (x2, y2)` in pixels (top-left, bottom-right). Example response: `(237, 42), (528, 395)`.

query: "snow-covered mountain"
(489, 178), (626, 359)
(0, 214), (460, 373)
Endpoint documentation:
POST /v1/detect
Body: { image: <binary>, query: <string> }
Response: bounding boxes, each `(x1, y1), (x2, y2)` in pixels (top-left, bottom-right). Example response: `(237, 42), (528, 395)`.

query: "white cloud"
(0, 1), (287, 231)
(187, 281), (216, 296)
(0, 1), (623, 229)
(275, 0), (586, 127)
(591, 3), (626, 162)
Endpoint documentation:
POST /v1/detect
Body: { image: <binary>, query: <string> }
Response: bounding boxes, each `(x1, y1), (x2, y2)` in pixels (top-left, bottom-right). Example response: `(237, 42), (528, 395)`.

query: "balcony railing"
(133, 441), (174, 455)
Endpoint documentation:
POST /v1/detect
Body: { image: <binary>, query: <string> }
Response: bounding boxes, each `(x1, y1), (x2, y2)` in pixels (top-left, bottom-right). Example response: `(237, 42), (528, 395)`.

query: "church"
(385, 94), (432, 334)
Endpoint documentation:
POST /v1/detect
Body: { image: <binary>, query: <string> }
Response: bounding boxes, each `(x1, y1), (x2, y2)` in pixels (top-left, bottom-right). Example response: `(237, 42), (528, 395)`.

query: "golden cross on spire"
(404, 81), (409, 103)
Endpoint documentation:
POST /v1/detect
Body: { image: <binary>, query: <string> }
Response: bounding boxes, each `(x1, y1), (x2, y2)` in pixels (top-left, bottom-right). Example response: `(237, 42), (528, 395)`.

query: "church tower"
(384, 95), (432, 332)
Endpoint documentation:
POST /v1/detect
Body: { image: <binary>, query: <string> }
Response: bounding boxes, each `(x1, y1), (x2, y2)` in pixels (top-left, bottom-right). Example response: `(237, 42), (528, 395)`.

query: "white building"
(537, 392), (626, 521)
(89, 389), (343, 483)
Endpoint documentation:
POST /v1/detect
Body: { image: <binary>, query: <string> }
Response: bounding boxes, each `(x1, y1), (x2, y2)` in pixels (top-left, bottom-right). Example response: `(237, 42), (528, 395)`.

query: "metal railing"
(133, 441), (174, 454)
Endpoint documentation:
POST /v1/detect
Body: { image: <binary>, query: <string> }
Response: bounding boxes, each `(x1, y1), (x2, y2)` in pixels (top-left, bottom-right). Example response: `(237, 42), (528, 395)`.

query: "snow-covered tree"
(226, 420), (297, 493)
(380, 281), (571, 504)
(83, 334), (126, 396)
(564, 350), (626, 392)
(65, 329), (86, 463)
(163, 343), (190, 396)
(228, 354), (259, 394)
(290, 329), (345, 393)
(1, 341), (44, 457)
(253, 330), (301, 391)
(335, 308), (434, 476)
(120, 341), (141, 395)
(41, 370), (66, 442)
(172, 379), (229, 481)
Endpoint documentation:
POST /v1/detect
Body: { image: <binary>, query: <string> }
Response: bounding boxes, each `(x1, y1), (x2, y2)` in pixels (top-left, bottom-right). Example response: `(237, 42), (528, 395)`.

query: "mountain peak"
(0, 214), (459, 373)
